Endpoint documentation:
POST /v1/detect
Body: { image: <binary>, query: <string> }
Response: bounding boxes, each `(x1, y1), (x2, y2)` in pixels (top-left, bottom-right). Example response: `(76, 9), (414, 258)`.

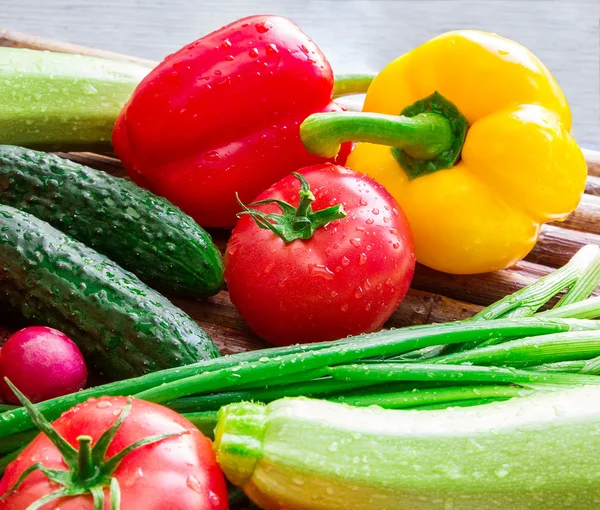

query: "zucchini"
(0, 47), (148, 151)
(216, 388), (600, 509)
(0, 146), (223, 297)
(0, 205), (220, 380)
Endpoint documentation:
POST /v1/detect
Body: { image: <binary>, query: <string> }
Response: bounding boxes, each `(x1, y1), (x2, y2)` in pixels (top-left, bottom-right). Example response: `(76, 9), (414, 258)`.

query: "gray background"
(2, 0), (599, 148)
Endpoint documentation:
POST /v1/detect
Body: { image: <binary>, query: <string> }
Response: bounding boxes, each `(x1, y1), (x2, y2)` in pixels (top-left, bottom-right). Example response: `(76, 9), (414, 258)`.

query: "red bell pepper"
(113, 15), (366, 227)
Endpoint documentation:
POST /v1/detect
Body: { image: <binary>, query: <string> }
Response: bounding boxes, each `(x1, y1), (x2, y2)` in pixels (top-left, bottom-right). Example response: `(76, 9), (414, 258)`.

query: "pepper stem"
(332, 74), (376, 98)
(301, 111), (453, 159)
(237, 172), (346, 243)
(300, 91), (469, 180)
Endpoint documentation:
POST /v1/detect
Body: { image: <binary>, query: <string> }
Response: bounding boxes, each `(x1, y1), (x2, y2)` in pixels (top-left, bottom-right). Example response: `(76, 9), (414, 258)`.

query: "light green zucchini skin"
(216, 387), (600, 510)
(0, 146), (224, 296)
(0, 47), (148, 151)
(0, 205), (220, 380)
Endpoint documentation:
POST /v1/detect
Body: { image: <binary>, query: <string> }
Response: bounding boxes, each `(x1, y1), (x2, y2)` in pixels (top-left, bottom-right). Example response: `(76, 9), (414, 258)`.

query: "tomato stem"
(76, 435), (95, 482)
(236, 172), (346, 243)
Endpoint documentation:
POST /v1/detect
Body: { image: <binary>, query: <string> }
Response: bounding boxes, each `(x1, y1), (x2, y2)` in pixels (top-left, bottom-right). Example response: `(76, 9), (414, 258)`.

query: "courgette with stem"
(0, 205), (219, 380)
(0, 47), (149, 151)
(216, 387), (600, 510)
(0, 146), (224, 296)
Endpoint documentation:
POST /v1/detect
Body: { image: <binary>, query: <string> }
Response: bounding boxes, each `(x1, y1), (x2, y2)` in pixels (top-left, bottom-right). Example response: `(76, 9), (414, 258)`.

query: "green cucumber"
(0, 205), (220, 380)
(0, 146), (223, 297)
(216, 388), (600, 510)
(0, 47), (148, 151)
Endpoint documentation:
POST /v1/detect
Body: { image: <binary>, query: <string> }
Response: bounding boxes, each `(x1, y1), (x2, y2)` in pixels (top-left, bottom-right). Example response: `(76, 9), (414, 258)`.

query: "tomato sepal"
(0, 379), (185, 510)
(236, 172), (347, 243)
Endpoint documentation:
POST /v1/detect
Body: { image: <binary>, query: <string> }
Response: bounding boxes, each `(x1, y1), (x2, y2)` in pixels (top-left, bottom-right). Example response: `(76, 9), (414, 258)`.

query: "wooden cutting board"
(1, 28), (599, 355)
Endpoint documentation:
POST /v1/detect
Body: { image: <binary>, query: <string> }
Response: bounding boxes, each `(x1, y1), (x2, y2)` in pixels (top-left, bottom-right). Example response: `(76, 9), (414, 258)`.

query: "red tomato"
(225, 164), (415, 345)
(0, 397), (228, 510)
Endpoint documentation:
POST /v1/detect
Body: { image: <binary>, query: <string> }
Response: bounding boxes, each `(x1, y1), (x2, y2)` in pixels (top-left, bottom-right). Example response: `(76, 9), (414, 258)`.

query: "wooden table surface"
(2, 0), (598, 149)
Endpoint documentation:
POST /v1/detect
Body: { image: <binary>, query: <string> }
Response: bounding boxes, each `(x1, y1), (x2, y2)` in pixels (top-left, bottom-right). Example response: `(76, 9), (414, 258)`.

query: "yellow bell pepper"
(300, 31), (587, 274)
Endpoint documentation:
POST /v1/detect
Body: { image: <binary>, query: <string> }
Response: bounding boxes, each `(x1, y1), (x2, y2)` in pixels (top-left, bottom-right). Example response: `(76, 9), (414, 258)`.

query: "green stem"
(446, 245), (600, 354)
(167, 378), (371, 413)
(77, 435), (95, 482)
(555, 249), (600, 307)
(539, 296), (600, 320)
(134, 319), (589, 404)
(300, 111), (453, 159)
(300, 91), (468, 179)
(332, 73), (376, 98)
(328, 363), (600, 386)
(237, 173), (346, 243)
(433, 330), (600, 368)
(331, 385), (532, 409)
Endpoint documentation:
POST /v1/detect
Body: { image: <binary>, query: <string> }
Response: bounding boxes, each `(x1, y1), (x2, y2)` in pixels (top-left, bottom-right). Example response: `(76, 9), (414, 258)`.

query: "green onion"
(167, 378), (369, 413)
(331, 384), (533, 408)
(537, 296), (600, 320)
(328, 362), (600, 386)
(433, 330), (600, 367)
(134, 318), (583, 405)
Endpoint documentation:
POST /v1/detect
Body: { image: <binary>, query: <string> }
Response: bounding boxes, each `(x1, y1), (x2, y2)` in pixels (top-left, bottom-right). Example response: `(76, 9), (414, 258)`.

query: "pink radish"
(0, 326), (87, 404)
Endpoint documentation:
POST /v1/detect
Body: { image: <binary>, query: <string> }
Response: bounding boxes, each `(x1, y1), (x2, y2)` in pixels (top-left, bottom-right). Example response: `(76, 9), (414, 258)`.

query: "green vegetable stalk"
(215, 386), (600, 510)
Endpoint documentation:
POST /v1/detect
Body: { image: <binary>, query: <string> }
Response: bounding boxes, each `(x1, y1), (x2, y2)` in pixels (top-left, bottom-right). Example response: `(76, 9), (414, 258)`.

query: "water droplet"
(389, 228), (398, 235)
(383, 217), (390, 223)
(331, 290), (339, 298)
(393, 242), (400, 249)
(341, 256), (350, 266)
(96, 401), (112, 409)
(359, 197), (368, 206)
(204, 151), (220, 162)
(341, 303), (349, 312)
(221, 39), (232, 49)
(372, 208), (380, 215)
(249, 48), (259, 58)
(300, 44), (309, 54)
(326, 486), (335, 495)
(264, 262), (275, 274)
(214, 69), (222, 75)
(359, 253), (367, 265)
(208, 491), (221, 505)
(310, 264), (334, 280)
(224, 55), (235, 61)
(355, 287), (363, 299)
(365, 303), (372, 311)
(255, 21), (273, 33)
(495, 466), (510, 478)
(328, 442), (339, 452)
(385, 278), (394, 286)
(498, 49), (509, 56)
(366, 218), (374, 225)
(292, 476), (305, 485)
(266, 43), (279, 55)
(186, 475), (204, 493)
(350, 238), (361, 248)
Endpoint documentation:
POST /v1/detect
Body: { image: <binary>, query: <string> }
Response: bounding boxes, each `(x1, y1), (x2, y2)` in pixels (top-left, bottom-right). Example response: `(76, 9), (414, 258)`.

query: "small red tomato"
(225, 164), (415, 345)
(0, 326), (87, 404)
(0, 396), (228, 510)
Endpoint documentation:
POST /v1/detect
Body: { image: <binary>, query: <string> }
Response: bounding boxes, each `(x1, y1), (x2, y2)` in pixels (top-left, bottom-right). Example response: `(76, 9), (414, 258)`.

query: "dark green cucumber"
(0, 205), (220, 380)
(0, 145), (223, 297)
